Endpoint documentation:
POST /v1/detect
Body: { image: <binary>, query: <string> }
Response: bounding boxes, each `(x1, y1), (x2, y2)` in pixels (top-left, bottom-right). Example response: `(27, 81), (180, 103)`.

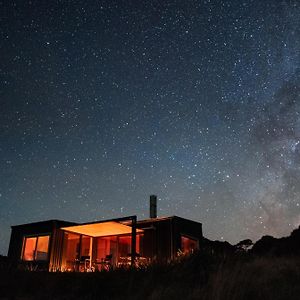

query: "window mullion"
(34, 237), (38, 261)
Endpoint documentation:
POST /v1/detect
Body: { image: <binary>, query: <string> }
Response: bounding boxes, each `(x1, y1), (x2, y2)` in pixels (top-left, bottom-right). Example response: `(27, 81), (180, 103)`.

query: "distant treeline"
(203, 225), (300, 257)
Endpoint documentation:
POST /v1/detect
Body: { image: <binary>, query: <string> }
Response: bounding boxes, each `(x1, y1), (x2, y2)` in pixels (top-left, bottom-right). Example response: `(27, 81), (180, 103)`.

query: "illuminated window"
(36, 236), (50, 260)
(22, 235), (50, 261)
(23, 237), (37, 261)
(118, 235), (141, 257)
(181, 236), (198, 254)
(81, 235), (90, 257)
(118, 236), (131, 257)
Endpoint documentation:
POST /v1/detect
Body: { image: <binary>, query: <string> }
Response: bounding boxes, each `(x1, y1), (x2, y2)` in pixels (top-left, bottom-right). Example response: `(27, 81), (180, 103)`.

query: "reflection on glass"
(23, 237), (37, 261)
(22, 236), (50, 261)
(181, 236), (198, 254)
(36, 236), (50, 260)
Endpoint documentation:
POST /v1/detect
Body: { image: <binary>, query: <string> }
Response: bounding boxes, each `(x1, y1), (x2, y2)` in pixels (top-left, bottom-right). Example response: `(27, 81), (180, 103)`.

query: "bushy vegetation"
(1, 253), (299, 299)
(1, 227), (299, 300)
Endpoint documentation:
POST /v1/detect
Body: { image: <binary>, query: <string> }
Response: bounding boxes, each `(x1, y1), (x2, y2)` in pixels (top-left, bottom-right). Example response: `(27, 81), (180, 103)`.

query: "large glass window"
(36, 236), (50, 260)
(95, 236), (118, 265)
(23, 237), (37, 261)
(118, 236), (131, 258)
(61, 232), (81, 271)
(94, 235), (142, 269)
(22, 235), (50, 261)
(181, 235), (198, 254)
(81, 235), (90, 258)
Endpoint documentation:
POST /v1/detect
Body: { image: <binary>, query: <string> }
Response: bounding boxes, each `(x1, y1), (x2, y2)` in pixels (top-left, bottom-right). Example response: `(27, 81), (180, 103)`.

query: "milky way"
(0, 0), (299, 254)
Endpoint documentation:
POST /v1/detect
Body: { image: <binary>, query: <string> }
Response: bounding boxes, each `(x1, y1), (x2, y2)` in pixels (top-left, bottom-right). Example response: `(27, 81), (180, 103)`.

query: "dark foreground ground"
(0, 252), (299, 300)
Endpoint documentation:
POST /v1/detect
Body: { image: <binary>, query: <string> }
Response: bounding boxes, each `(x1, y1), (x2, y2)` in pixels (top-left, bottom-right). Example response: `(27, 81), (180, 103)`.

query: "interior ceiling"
(61, 221), (143, 237)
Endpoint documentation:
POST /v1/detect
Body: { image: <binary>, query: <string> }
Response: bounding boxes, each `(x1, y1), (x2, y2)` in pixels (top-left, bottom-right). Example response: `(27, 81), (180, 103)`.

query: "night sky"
(1, 0), (300, 255)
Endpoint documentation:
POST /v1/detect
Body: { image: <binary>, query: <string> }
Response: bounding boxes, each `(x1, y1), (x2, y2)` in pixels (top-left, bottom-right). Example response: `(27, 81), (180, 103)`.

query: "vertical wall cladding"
(137, 218), (173, 263)
(7, 227), (24, 261)
(155, 219), (172, 262)
(49, 226), (68, 271)
(138, 226), (155, 259)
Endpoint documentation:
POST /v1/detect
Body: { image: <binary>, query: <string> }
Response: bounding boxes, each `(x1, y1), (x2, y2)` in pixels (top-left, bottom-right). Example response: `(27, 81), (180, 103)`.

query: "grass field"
(0, 251), (299, 300)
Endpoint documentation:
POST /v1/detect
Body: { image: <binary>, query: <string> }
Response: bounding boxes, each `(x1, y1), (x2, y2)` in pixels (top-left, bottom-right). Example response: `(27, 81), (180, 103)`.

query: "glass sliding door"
(61, 232), (80, 271)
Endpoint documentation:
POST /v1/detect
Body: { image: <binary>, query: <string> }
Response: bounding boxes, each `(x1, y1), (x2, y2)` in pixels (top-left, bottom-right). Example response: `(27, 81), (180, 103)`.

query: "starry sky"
(0, 0), (300, 255)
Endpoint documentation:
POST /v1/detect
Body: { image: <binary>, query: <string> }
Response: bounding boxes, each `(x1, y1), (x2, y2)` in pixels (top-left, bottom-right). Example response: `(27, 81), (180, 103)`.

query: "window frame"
(21, 234), (51, 262)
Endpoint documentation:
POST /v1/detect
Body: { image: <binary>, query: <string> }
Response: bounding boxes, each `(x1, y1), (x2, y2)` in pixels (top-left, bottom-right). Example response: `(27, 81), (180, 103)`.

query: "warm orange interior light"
(22, 235), (50, 261)
(181, 236), (198, 254)
(36, 236), (50, 260)
(61, 221), (143, 237)
(23, 237), (37, 261)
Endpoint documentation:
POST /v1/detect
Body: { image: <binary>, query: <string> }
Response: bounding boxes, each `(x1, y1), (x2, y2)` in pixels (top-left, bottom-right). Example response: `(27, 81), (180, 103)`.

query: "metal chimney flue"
(150, 195), (157, 218)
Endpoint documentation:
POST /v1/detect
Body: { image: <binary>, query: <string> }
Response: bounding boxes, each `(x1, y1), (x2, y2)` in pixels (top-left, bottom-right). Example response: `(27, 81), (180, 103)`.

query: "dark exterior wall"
(8, 220), (76, 270)
(137, 219), (172, 262)
(172, 216), (203, 255)
(138, 216), (203, 262)
(49, 228), (67, 271)
(139, 228), (155, 259)
(154, 218), (172, 262)
(8, 220), (54, 261)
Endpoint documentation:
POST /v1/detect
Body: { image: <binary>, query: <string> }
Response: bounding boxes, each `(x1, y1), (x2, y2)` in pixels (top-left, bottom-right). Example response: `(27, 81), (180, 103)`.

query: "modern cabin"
(8, 196), (203, 271)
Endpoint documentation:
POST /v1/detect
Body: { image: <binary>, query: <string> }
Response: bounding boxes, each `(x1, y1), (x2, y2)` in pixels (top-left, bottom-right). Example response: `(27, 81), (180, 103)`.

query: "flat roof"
(11, 219), (77, 228)
(61, 221), (143, 237)
(11, 215), (202, 232)
(137, 215), (202, 224)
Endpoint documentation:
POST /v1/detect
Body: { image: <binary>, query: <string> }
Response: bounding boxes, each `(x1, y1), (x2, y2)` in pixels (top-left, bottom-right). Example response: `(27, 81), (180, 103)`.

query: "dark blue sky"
(0, 0), (299, 255)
